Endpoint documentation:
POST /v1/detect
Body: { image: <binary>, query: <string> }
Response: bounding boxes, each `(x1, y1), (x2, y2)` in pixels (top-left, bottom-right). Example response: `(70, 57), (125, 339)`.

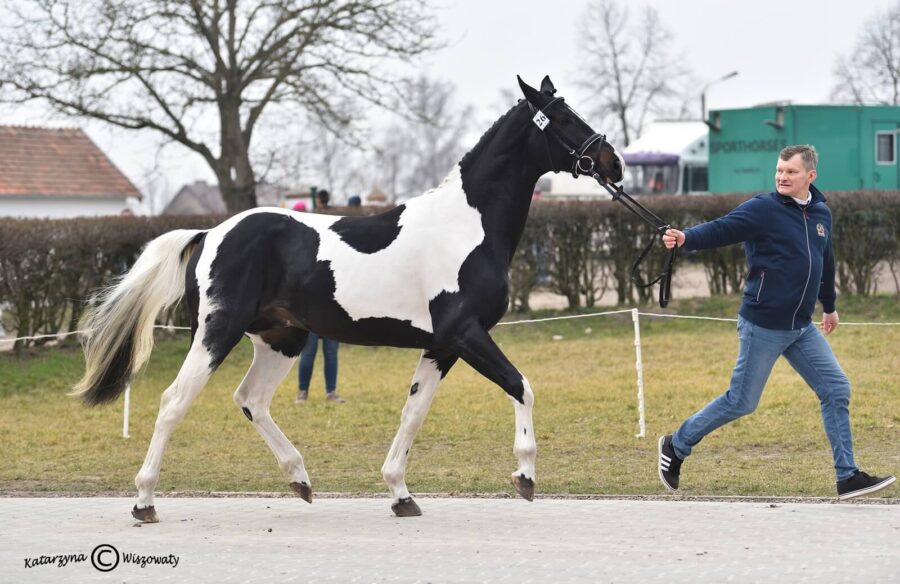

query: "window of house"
(876, 131), (896, 165)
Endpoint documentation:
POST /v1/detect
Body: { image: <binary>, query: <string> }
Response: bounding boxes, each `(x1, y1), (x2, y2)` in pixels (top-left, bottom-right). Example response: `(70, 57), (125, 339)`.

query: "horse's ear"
(540, 76), (556, 95)
(517, 75), (541, 106)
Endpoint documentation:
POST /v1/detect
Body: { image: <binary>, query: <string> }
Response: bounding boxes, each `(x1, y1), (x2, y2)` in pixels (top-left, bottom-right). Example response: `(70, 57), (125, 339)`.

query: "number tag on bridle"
(532, 110), (550, 131)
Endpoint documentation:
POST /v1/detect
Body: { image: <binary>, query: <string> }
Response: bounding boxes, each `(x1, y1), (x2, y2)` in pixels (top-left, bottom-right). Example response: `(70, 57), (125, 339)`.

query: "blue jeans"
(298, 333), (339, 393)
(672, 316), (858, 481)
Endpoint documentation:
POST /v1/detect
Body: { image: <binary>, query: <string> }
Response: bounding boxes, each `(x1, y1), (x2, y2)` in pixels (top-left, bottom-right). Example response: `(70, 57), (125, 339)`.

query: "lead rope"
(597, 180), (678, 308)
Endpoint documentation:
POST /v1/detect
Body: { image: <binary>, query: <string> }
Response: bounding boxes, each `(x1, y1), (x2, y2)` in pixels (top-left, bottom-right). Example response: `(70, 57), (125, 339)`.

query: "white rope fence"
(1, 324), (190, 439)
(5, 325), (191, 343)
(493, 309), (900, 437)
(3, 312), (900, 440)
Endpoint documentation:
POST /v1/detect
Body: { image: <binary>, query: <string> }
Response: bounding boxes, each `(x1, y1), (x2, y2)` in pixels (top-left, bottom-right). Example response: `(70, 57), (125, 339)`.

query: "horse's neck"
(457, 105), (548, 265)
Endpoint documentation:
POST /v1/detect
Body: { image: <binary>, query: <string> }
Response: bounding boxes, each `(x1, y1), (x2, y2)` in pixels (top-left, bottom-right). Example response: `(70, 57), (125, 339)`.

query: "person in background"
(289, 189), (344, 403)
(657, 144), (895, 501)
(296, 333), (345, 403)
(296, 187), (343, 403)
(648, 170), (665, 193)
(316, 189), (330, 209)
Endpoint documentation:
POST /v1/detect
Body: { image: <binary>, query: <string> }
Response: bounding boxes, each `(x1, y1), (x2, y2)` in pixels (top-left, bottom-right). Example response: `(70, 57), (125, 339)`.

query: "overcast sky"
(2, 0), (895, 209)
(431, 0), (896, 113)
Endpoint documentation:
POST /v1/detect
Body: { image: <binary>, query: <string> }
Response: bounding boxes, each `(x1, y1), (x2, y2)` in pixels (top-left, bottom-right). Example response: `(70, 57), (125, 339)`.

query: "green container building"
(707, 104), (900, 193)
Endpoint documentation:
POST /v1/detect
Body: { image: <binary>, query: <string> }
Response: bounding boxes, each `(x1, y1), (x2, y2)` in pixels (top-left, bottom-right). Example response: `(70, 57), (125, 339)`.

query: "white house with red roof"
(0, 126), (142, 217)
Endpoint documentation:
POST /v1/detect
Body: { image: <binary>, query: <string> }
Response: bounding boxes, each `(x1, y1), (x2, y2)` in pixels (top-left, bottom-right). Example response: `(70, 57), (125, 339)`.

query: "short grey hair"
(780, 144), (818, 171)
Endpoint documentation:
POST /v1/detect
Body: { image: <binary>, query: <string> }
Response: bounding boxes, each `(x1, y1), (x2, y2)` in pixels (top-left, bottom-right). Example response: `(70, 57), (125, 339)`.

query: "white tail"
(72, 229), (204, 406)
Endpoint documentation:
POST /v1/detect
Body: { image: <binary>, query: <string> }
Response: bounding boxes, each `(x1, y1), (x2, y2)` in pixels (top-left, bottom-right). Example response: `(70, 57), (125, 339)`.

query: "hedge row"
(0, 215), (224, 352)
(510, 190), (900, 310)
(2, 191), (899, 349)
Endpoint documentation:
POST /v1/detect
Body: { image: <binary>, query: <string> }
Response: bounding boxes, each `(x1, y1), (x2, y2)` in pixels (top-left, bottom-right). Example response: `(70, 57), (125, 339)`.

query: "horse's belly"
(309, 316), (435, 348)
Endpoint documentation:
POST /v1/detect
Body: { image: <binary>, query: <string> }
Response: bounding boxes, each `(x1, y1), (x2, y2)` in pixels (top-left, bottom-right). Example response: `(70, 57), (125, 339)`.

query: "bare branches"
(833, 2), (900, 105)
(2, 1), (219, 159)
(371, 74), (472, 200)
(0, 0), (440, 211)
(262, 73), (471, 204)
(574, 0), (688, 146)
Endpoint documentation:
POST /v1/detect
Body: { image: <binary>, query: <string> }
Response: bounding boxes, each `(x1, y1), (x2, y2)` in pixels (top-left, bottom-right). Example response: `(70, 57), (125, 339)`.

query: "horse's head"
(517, 75), (624, 184)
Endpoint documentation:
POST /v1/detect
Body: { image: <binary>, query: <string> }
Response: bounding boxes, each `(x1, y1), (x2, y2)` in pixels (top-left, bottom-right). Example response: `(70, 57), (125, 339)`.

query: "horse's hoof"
(391, 497), (422, 517)
(131, 505), (159, 523)
(512, 474), (535, 501)
(290, 481), (313, 503)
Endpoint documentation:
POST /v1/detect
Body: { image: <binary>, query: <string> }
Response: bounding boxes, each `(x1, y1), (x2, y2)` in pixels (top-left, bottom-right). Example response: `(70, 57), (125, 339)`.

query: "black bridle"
(526, 96), (678, 308)
(527, 96), (608, 179)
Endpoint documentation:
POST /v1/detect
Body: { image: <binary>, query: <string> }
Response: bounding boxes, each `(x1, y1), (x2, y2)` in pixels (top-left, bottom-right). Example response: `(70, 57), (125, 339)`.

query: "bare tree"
(313, 122), (369, 201)
(0, 0), (438, 211)
(372, 75), (472, 200)
(265, 74), (471, 204)
(833, 2), (900, 105)
(574, 0), (687, 146)
(372, 123), (406, 201)
(139, 156), (173, 216)
(400, 75), (473, 196)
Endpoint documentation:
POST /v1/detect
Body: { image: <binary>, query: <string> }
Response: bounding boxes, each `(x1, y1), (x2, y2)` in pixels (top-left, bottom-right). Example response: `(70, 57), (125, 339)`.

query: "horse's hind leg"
(382, 350), (457, 517)
(133, 340), (217, 523)
(450, 320), (537, 501)
(234, 332), (313, 502)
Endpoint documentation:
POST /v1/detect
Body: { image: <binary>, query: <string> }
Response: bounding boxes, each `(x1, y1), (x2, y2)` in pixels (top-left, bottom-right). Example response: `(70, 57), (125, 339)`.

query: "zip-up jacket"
(683, 184), (836, 330)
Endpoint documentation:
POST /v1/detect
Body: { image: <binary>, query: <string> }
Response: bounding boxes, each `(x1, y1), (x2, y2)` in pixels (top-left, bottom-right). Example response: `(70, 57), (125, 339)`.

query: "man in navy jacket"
(657, 145), (895, 500)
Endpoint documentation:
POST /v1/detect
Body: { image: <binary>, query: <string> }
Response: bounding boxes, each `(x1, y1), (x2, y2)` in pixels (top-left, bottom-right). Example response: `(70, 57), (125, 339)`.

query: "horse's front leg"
(382, 349), (457, 517)
(451, 320), (537, 501)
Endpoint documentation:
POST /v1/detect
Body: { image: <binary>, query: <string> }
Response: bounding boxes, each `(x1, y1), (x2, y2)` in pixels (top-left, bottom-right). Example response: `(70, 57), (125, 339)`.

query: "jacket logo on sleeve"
(816, 223), (826, 237)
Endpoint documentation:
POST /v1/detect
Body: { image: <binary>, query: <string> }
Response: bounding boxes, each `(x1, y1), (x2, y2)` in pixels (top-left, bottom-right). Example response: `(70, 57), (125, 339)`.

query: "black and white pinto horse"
(74, 76), (625, 522)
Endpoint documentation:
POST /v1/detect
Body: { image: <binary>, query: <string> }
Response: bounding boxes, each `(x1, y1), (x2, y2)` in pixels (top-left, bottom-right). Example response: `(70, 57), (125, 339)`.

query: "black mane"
(459, 100), (526, 169)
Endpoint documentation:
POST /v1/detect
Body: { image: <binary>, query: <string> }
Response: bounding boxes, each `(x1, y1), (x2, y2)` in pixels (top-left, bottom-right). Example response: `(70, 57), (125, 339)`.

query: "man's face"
(775, 154), (816, 198)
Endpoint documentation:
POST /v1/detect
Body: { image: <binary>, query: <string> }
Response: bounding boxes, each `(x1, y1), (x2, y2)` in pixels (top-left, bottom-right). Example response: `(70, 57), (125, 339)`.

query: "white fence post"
(122, 384), (131, 438)
(631, 308), (646, 438)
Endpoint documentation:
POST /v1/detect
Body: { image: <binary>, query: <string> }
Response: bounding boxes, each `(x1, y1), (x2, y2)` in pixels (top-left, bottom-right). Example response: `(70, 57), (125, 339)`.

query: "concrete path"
(1, 496), (897, 583)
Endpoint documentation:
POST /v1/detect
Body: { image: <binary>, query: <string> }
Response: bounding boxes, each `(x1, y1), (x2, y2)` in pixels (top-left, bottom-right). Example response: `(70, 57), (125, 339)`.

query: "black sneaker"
(658, 434), (683, 491)
(837, 471), (896, 500)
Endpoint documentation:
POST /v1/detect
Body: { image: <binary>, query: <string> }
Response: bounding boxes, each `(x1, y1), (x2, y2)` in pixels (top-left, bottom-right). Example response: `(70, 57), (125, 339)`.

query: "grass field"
(1, 295), (898, 499)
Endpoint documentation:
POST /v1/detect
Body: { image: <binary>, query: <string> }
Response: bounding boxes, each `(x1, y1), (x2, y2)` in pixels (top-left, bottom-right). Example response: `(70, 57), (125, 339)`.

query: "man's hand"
(822, 311), (839, 335)
(662, 228), (686, 249)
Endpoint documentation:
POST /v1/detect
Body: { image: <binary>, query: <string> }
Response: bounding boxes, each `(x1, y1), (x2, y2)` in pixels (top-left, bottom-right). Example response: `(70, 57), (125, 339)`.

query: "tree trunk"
(618, 107), (630, 147)
(217, 97), (258, 212)
(216, 168), (257, 212)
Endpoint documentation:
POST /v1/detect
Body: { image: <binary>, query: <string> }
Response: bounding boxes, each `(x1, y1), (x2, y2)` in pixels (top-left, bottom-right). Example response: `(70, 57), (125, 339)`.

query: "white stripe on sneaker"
(658, 435), (678, 492)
